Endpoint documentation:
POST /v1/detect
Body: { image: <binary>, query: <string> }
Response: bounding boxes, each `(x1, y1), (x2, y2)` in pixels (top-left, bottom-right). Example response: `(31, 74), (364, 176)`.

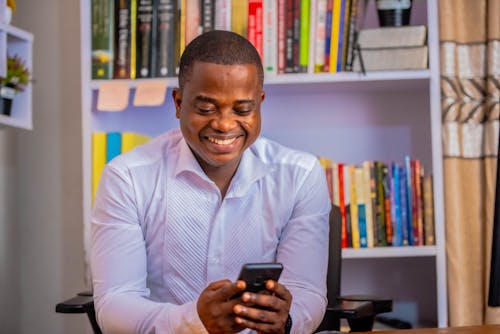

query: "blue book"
(391, 163), (402, 246)
(405, 155), (414, 245)
(358, 203), (368, 247)
(106, 132), (122, 162)
(399, 166), (409, 246)
(336, 0), (346, 72)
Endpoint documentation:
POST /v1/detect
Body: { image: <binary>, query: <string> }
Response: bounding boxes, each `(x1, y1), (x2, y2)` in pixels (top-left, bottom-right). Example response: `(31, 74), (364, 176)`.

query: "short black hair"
(178, 30), (264, 90)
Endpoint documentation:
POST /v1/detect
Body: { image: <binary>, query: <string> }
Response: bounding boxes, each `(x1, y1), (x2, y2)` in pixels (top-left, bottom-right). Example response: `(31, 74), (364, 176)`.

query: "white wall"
(0, 0), (88, 333)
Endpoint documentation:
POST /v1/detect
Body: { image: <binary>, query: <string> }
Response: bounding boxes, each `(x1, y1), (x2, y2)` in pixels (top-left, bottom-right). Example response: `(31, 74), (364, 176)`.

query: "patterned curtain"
(439, 0), (500, 325)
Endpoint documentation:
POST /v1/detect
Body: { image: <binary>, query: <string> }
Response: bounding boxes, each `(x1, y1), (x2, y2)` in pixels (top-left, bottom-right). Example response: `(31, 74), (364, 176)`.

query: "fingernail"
(233, 305), (243, 314)
(267, 280), (275, 289)
(242, 292), (251, 302)
(235, 317), (243, 324)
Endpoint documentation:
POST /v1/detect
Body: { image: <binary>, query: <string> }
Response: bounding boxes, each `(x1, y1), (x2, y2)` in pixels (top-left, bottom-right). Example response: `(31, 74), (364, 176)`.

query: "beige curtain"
(439, 0), (500, 326)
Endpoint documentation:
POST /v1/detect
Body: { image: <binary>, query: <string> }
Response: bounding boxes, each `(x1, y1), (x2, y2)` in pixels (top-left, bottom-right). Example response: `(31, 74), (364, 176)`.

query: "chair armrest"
(55, 293), (94, 314)
(339, 294), (393, 315)
(330, 299), (374, 320)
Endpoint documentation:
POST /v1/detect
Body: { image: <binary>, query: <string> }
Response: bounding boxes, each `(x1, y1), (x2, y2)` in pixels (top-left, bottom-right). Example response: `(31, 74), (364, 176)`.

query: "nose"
(212, 110), (236, 132)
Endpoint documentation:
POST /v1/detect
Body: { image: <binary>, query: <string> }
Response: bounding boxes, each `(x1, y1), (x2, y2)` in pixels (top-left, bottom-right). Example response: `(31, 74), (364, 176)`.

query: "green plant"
(1, 55), (30, 93)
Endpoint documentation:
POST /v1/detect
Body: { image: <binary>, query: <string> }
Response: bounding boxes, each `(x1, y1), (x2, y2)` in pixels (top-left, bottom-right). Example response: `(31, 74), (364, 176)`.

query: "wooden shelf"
(342, 246), (437, 259)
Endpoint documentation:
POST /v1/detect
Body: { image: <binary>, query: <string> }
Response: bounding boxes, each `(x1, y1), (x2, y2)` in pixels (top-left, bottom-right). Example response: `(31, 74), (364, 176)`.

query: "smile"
(207, 136), (238, 145)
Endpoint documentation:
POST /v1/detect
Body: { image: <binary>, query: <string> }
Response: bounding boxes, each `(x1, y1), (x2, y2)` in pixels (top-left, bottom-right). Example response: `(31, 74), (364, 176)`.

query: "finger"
(233, 304), (274, 325)
(265, 280), (292, 303)
(241, 292), (282, 311)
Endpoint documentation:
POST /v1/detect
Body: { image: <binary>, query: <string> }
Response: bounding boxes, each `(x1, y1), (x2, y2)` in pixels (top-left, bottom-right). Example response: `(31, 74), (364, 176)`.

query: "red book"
(338, 163), (348, 248)
(248, 0), (264, 59)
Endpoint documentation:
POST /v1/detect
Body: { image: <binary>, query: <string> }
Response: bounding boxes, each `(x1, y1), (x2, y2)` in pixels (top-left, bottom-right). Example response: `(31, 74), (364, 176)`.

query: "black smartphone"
(233, 262), (283, 298)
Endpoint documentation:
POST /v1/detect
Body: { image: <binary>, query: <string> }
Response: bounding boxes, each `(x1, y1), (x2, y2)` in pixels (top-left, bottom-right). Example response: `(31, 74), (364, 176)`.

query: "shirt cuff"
(162, 300), (209, 334)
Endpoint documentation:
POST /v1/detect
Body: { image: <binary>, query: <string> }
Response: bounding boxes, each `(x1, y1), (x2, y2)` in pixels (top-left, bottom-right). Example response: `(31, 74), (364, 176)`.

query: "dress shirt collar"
(174, 137), (271, 198)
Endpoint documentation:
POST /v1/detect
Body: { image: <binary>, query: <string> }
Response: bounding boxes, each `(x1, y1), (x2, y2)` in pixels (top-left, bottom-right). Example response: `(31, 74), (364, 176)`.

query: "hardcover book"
(92, 0), (114, 79)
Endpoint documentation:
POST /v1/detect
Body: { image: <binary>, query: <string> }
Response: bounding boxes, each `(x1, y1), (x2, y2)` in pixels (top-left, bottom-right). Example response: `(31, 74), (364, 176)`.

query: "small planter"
(0, 85), (16, 116)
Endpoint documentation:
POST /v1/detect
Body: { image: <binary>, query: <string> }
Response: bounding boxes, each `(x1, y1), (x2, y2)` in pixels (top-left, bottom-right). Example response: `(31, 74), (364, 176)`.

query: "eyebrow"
(194, 95), (255, 105)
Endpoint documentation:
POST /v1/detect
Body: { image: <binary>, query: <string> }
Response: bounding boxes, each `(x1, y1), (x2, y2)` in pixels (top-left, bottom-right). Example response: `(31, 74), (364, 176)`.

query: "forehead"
(184, 61), (262, 95)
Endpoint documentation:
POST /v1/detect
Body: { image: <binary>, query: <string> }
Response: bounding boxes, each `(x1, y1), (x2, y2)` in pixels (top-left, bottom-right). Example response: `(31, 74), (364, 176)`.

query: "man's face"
(173, 61), (265, 174)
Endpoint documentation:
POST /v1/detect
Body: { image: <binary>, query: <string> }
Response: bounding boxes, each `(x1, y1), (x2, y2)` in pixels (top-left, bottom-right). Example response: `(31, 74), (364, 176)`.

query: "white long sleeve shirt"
(91, 129), (331, 334)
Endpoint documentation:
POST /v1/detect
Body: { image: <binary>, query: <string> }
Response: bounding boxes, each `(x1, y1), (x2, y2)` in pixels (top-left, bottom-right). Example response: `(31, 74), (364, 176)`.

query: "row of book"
(91, 0), (379, 80)
(318, 156), (435, 249)
(92, 131), (151, 201)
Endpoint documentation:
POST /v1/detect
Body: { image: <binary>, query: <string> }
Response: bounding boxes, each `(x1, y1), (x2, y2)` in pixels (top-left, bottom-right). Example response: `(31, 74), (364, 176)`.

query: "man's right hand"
(197, 279), (247, 333)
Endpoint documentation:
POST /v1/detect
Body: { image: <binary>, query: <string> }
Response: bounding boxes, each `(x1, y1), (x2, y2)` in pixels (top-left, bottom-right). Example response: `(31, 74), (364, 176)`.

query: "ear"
(172, 88), (182, 119)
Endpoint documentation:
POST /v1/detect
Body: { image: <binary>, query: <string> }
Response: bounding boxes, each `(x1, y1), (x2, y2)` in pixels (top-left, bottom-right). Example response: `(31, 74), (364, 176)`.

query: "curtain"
(439, 0), (500, 326)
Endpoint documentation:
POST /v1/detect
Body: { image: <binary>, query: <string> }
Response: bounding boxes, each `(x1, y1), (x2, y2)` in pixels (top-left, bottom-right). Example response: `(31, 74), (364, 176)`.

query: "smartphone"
(233, 262), (283, 297)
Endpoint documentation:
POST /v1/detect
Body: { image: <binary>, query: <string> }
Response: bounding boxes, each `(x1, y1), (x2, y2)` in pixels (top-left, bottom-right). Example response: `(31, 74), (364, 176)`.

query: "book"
(248, 0), (264, 59)
(91, 0), (114, 79)
(106, 132), (122, 162)
(353, 46), (428, 71)
(201, 0), (215, 33)
(215, 0), (232, 30)
(284, 0), (295, 73)
(355, 167), (368, 248)
(362, 161), (375, 247)
(391, 162), (403, 246)
(92, 132), (107, 203)
(114, 0), (132, 79)
(231, 0), (248, 37)
(313, 0), (327, 73)
(356, 25), (427, 49)
(298, 0), (310, 73)
(121, 132), (151, 153)
(348, 165), (360, 248)
(423, 174), (435, 245)
(185, 0), (201, 46)
(277, 0), (286, 73)
(155, 0), (177, 77)
(374, 161), (387, 246)
(353, 25), (428, 72)
(136, 0), (156, 78)
(382, 163), (393, 245)
(328, 0), (341, 73)
(263, 0), (278, 75)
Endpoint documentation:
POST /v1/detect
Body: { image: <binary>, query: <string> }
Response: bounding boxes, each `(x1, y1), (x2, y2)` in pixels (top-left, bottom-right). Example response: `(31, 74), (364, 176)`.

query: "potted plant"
(0, 54), (30, 116)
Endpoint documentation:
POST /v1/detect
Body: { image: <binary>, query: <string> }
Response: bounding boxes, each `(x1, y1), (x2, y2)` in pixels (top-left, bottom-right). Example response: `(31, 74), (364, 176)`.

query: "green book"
(91, 0), (114, 79)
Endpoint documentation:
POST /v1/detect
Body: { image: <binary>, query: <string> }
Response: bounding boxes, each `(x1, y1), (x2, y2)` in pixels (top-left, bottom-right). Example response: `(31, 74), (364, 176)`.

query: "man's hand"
(197, 279), (247, 333)
(232, 280), (292, 334)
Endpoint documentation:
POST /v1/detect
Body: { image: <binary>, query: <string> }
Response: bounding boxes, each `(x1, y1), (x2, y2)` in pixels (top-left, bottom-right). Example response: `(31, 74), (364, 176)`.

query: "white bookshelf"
(0, 22), (33, 130)
(80, 0), (447, 328)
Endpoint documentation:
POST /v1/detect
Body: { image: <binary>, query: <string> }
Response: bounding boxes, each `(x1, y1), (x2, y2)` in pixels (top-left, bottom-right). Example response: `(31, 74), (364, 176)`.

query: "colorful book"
(391, 162), (403, 246)
(231, 0), (248, 37)
(298, 0), (310, 73)
(136, 0), (156, 78)
(313, 0), (327, 72)
(263, 0), (278, 75)
(114, 0), (132, 79)
(405, 155), (414, 245)
(184, 0), (201, 46)
(277, 0), (286, 73)
(248, 0), (264, 59)
(355, 167), (368, 248)
(382, 163), (393, 245)
(328, 0), (341, 73)
(374, 161), (387, 246)
(201, 0), (215, 33)
(215, 0), (232, 30)
(362, 161), (375, 247)
(92, 132), (107, 203)
(423, 174), (435, 245)
(106, 132), (122, 162)
(348, 165), (360, 248)
(155, 0), (177, 77)
(121, 132), (151, 153)
(91, 0), (114, 79)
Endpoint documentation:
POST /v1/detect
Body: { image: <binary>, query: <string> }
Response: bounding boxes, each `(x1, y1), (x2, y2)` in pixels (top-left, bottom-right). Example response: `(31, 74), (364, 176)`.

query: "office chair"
(56, 205), (392, 333)
(314, 205), (392, 332)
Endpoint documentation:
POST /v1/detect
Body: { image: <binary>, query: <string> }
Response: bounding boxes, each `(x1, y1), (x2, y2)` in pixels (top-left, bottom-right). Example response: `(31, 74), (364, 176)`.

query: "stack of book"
(353, 25), (428, 72)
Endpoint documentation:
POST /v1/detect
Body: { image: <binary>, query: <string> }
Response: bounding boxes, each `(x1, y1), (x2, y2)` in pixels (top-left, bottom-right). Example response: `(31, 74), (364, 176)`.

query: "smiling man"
(90, 30), (330, 334)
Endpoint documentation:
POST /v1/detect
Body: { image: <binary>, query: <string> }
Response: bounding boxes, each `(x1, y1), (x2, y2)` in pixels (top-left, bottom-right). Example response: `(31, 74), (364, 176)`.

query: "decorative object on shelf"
(0, 54), (30, 116)
(376, 0), (412, 27)
(2, 0), (15, 24)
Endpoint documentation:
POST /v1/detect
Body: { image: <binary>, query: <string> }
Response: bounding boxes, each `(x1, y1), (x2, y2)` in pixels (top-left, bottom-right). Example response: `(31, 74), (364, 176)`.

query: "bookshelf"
(80, 0), (447, 328)
(0, 22), (33, 130)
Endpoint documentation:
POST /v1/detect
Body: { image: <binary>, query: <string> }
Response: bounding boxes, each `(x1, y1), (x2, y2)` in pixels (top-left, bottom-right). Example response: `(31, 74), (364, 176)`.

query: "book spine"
(391, 162), (403, 246)
(248, 0), (264, 59)
(335, 0), (346, 72)
(130, 0), (137, 79)
(136, 0), (154, 78)
(179, 0), (186, 56)
(292, 0), (301, 72)
(423, 174), (435, 245)
(355, 167), (368, 248)
(215, 0), (232, 30)
(277, 0), (286, 74)
(201, 0), (215, 33)
(155, 0), (176, 77)
(363, 161), (374, 247)
(399, 166), (409, 245)
(323, 0), (332, 72)
(263, 0), (277, 75)
(307, 0), (317, 74)
(328, 0), (340, 73)
(345, 0), (357, 71)
(340, 0), (351, 71)
(349, 165), (360, 248)
(284, 0), (295, 72)
(375, 161), (387, 246)
(106, 132), (122, 162)
(382, 163), (393, 245)
(405, 155), (414, 245)
(231, 0), (248, 37)
(91, 0), (114, 79)
(415, 160), (424, 246)
(314, 0), (327, 72)
(338, 163), (348, 248)
(185, 0), (201, 45)
(114, 0), (132, 79)
(92, 132), (107, 203)
(298, 0), (310, 73)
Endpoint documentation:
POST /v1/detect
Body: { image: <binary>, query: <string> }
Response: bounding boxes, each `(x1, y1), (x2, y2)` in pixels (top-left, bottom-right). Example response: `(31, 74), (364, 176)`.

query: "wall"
(0, 0), (87, 333)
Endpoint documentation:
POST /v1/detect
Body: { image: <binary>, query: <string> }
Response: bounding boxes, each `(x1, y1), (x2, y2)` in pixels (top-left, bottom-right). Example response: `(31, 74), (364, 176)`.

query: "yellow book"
(130, 0), (137, 79)
(92, 132), (107, 203)
(231, 0), (248, 37)
(328, 0), (341, 73)
(179, 0), (186, 55)
(121, 132), (151, 153)
(348, 165), (360, 248)
(363, 161), (375, 247)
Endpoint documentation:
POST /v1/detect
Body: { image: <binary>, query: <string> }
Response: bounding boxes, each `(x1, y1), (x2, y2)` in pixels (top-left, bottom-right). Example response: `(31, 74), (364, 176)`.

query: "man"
(91, 30), (330, 334)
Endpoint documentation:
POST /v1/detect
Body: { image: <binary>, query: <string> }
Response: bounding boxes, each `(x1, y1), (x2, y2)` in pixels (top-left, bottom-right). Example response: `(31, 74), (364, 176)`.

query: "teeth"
(208, 137), (236, 145)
